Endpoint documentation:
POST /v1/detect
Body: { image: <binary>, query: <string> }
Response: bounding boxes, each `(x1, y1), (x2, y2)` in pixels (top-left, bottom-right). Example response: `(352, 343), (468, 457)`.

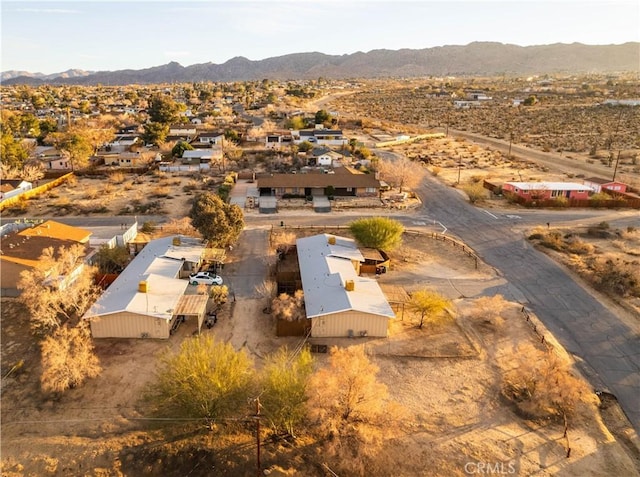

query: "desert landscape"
(1, 44), (639, 476)
(2, 225), (639, 476)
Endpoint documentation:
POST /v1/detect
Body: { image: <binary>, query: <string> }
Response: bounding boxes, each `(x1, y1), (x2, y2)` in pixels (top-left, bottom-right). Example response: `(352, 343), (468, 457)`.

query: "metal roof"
(505, 181), (594, 191)
(296, 234), (395, 320)
(85, 236), (204, 321)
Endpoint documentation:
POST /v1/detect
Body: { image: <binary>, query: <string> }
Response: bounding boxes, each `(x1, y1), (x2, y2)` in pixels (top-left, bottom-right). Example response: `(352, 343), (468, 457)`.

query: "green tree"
(142, 122), (169, 146)
(314, 109), (333, 126)
(146, 336), (254, 424)
(148, 94), (182, 124)
(54, 130), (93, 170)
(40, 322), (101, 394)
(94, 245), (130, 274)
(189, 192), (244, 247)
(284, 116), (306, 130)
(38, 118), (58, 144)
(297, 140), (313, 153)
(406, 289), (451, 329)
(224, 129), (240, 143)
(261, 346), (313, 437)
(349, 217), (404, 251)
(172, 140), (194, 158)
(0, 132), (29, 168)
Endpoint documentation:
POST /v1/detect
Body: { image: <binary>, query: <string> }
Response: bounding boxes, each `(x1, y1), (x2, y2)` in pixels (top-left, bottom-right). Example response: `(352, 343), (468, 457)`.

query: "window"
(551, 190), (561, 197)
(346, 187), (353, 192)
(366, 187), (376, 193)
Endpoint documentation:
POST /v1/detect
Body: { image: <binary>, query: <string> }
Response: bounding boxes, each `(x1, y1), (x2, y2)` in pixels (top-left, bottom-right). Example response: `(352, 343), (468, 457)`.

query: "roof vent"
(345, 280), (355, 291)
(138, 280), (148, 293)
(327, 235), (336, 245)
(172, 237), (181, 246)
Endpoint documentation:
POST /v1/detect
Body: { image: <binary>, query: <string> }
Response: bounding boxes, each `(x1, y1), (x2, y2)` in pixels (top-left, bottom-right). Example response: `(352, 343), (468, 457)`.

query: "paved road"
(414, 173), (640, 432)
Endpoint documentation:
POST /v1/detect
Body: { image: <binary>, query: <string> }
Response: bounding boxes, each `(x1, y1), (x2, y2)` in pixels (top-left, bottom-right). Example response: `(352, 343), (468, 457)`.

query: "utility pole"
(254, 397), (261, 477)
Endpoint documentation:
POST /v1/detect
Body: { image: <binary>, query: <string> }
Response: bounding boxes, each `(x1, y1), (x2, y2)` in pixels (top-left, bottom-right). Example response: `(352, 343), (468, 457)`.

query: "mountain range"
(2, 42), (638, 86)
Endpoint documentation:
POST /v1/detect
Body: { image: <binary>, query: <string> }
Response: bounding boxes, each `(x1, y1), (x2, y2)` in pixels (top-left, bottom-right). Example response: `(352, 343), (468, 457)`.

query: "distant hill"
(3, 42), (638, 86)
(1, 68), (93, 82)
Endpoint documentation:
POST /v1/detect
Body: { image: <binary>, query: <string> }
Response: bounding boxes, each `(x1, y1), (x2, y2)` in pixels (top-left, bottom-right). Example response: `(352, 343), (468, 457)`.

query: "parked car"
(189, 272), (223, 286)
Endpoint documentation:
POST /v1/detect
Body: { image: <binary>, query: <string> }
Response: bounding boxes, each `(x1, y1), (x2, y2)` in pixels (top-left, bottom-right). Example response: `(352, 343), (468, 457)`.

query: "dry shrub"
(468, 294), (508, 327)
(588, 255), (640, 297)
(565, 237), (595, 255)
(83, 187), (99, 200)
(103, 183), (115, 195)
(271, 231), (297, 253)
(151, 185), (171, 198)
(271, 291), (304, 322)
(306, 346), (405, 476)
(161, 217), (199, 236)
(210, 285), (229, 306)
(431, 166), (441, 176)
(540, 231), (564, 251)
(502, 343), (590, 421)
(108, 172), (126, 184)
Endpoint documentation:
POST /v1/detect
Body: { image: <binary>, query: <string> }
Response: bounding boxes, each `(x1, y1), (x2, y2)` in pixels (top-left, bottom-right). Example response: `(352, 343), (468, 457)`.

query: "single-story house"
(103, 152), (151, 168)
(169, 125), (197, 137)
(265, 131), (295, 149)
(502, 182), (593, 201)
(307, 147), (346, 167)
(297, 234), (395, 338)
(292, 129), (347, 147)
(85, 236), (208, 339)
(195, 132), (224, 145)
(182, 147), (223, 163)
(583, 177), (628, 194)
(34, 147), (71, 170)
(105, 135), (139, 152)
(258, 168), (380, 198)
(0, 220), (92, 297)
(0, 180), (32, 201)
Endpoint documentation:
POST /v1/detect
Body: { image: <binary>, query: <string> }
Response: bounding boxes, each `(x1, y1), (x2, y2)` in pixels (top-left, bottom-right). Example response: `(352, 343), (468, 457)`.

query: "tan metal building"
(297, 234), (395, 338)
(85, 236), (208, 339)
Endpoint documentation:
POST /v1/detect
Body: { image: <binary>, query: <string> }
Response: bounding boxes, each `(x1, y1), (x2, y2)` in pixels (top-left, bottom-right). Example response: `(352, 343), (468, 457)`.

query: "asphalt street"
(414, 173), (640, 432)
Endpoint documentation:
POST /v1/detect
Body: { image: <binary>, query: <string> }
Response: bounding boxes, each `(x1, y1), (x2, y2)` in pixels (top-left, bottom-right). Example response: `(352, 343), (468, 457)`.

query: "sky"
(1, 0), (639, 74)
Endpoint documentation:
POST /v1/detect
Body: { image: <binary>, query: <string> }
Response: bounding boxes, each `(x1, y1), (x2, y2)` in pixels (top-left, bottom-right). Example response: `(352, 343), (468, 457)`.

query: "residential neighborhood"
(1, 70), (639, 476)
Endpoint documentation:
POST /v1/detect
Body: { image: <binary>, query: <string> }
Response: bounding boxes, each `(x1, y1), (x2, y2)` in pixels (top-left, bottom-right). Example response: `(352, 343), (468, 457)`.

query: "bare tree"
(18, 245), (100, 334)
(40, 322), (101, 394)
(378, 155), (426, 193)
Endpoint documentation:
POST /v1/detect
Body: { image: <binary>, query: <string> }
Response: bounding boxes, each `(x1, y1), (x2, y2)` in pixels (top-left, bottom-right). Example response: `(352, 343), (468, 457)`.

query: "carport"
(173, 294), (209, 334)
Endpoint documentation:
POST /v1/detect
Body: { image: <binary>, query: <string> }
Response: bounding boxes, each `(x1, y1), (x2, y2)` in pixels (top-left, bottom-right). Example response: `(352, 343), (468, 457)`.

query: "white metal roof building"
(85, 236), (207, 339)
(296, 234), (395, 338)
